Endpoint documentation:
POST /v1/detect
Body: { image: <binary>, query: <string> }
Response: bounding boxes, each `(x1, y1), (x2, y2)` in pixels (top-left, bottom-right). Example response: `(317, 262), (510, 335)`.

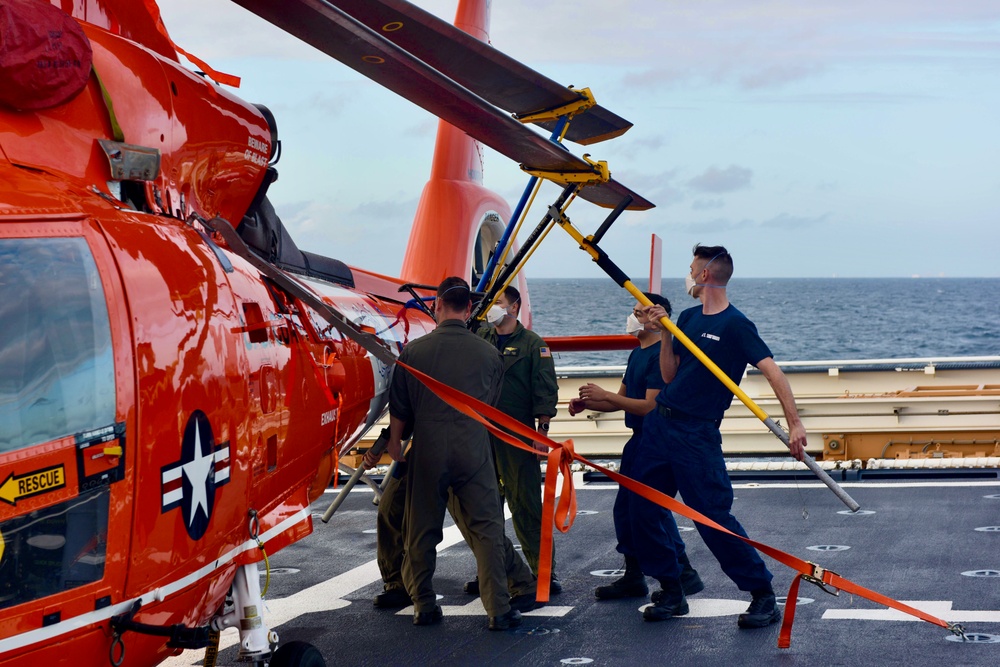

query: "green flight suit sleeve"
(388, 347), (413, 423)
(487, 348), (504, 407)
(530, 337), (558, 419)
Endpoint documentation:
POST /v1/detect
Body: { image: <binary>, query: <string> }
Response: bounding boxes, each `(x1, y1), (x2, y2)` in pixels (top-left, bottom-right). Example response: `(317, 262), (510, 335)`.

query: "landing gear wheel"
(268, 641), (326, 667)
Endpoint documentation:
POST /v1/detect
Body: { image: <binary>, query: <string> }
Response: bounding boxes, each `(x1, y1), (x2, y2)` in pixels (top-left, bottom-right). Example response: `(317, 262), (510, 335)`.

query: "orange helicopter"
(0, 0), (651, 665)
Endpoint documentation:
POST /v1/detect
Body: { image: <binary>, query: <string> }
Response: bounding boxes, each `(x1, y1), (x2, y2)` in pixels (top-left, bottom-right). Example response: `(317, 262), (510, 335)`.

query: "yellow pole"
(554, 216), (861, 511)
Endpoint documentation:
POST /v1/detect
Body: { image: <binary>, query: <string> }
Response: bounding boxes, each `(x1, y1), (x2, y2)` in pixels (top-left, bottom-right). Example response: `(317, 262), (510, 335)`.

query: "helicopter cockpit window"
(0, 238), (116, 453)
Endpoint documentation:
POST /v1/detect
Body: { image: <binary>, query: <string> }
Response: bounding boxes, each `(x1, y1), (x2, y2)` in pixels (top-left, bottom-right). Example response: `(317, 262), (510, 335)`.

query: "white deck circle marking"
(807, 545), (851, 552)
(945, 633), (1000, 643)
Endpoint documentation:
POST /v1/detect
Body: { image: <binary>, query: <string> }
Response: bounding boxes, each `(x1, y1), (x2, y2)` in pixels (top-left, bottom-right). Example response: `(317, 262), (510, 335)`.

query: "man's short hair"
(693, 243), (734, 284)
(437, 276), (471, 311)
(643, 292), (672, 318)
(501, 285), (521, 307)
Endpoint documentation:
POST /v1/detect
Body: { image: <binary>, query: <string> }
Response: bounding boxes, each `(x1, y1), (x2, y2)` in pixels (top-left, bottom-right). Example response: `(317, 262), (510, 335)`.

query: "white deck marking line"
(823, 601), (1000, 623)
(164, 507), (519, 666)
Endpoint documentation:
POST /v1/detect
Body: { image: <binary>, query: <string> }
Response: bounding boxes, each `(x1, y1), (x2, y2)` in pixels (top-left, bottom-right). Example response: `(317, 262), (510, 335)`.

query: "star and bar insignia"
(161, 410), (231, 541)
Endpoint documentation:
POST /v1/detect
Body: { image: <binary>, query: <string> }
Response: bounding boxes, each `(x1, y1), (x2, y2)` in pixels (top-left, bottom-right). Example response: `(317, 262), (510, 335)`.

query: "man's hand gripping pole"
(321, 427), (391, 523)
(553, 212), (861, 512)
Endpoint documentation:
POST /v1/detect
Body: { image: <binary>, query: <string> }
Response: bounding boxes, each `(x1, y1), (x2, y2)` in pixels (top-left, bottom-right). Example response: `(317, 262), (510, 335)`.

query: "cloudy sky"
(157, 1), (999, 279)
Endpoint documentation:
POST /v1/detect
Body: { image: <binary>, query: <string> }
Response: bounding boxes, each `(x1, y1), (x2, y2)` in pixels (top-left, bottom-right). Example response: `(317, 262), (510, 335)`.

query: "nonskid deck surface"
(164, 476), (1000, 666)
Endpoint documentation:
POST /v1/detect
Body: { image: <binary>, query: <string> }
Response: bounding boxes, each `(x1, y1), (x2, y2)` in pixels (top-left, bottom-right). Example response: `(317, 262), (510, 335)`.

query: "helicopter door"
(0, 236), (122, 612)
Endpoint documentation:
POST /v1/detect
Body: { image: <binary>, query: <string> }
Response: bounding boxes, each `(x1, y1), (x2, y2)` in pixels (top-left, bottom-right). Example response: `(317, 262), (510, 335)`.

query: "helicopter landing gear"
(211, 563), (277, 663)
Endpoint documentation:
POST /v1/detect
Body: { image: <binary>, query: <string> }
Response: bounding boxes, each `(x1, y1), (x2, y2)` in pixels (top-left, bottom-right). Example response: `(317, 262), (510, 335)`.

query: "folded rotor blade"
(318, 0), (632, 146)
(230, 0), (653, 211)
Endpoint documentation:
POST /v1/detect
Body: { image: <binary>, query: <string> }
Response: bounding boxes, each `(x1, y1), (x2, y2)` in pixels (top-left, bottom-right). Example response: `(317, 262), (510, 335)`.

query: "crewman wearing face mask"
(568, 293), (704, 602)
(466, 285), (561, 595)
(635, 244), (807, 630)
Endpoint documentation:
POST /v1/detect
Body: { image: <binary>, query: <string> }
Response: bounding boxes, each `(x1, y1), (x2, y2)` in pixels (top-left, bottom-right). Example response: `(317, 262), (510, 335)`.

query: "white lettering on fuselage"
(245, 135), (270, 167)
(320, 409), (338, 426)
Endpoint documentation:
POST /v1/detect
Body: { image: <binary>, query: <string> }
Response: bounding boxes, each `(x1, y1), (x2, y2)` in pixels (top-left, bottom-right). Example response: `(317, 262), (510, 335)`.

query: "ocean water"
(527, 277), (1000, 367)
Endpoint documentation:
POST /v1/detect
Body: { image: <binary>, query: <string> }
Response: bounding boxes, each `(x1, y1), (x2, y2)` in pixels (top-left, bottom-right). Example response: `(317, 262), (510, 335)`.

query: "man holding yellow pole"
(636, 244), (806, 629)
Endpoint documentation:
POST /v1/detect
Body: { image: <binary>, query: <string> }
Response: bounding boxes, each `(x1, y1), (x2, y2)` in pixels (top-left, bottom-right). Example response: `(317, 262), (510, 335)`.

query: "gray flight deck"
(166, 472), (1000, 667)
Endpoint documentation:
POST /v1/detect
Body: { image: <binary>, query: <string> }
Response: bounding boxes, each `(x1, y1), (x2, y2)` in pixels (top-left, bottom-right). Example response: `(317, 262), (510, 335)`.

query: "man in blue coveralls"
(635, 244), (807, 628)
(568, 293), (703, 601)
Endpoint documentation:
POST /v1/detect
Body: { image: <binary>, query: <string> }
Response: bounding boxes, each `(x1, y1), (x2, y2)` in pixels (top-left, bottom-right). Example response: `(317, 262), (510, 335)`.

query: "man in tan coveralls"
(384, 276), (522, 630)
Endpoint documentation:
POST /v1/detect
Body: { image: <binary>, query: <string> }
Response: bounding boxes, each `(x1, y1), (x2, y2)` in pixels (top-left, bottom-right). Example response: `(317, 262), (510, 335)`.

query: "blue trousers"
(614, 429), (687, 562)
(630, 410), (772, 591)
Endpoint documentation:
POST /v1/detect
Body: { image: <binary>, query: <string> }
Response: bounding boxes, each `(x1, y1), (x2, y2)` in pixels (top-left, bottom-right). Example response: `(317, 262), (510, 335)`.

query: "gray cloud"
(405, 118), (440, 139)
(301, 91), (350, 117)
(614, 135), (667, 155)
(682, 217), (755, 234)
(622, 169), (685, 208)
(348, 197), (421, 223)
(739, 63), (826, 90)
(668, 212), (829, 233)
(621, 67), (692, 89)
(760, 213), (830, 229)
(752, 92), (936, 105)
(687, 166), (753, 193)
(692, 199), (725, 211)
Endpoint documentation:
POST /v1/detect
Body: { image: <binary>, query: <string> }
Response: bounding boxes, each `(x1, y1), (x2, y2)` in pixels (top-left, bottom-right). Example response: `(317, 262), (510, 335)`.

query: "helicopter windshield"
(0, 238), (116, 452)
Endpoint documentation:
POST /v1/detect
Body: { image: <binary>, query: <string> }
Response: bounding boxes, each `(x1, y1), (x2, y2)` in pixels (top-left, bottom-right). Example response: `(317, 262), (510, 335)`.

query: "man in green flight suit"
(385, 277), (522, 630)
(472, 284), (561, 592)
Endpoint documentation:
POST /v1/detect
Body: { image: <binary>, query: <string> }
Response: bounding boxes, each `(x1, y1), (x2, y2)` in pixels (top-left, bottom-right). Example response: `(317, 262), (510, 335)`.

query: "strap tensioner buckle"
(802, 562), (840, 597)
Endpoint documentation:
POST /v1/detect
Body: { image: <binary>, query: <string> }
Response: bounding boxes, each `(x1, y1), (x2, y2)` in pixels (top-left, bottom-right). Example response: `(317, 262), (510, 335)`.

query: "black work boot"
(737, 587), (782, 628)
(651, 554), (704, 602)
(373, 586), (411, 609)
(642, 578), (688, 622)
(488, 608), (522, 631)
(678, 552), (705, 596)
(413, 604), (443, 626)
(595, 556), (648, 600)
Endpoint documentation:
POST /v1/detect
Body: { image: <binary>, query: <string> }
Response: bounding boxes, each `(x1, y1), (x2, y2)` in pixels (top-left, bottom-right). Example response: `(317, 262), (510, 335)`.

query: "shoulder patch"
(539, 346), (551, 358)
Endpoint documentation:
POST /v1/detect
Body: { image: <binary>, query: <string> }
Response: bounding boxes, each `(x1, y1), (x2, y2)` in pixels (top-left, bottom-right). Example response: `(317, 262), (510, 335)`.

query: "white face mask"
(687, 252), (726, 297)
(626, 313), (643, 336)
(486, 304), (507, 324)
(685, 273), (697, 296)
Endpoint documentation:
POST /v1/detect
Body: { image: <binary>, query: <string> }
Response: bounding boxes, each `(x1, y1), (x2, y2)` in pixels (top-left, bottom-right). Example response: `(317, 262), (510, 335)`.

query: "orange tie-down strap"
(396, 361), (968, 648)
(142, 0), (241, 88)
